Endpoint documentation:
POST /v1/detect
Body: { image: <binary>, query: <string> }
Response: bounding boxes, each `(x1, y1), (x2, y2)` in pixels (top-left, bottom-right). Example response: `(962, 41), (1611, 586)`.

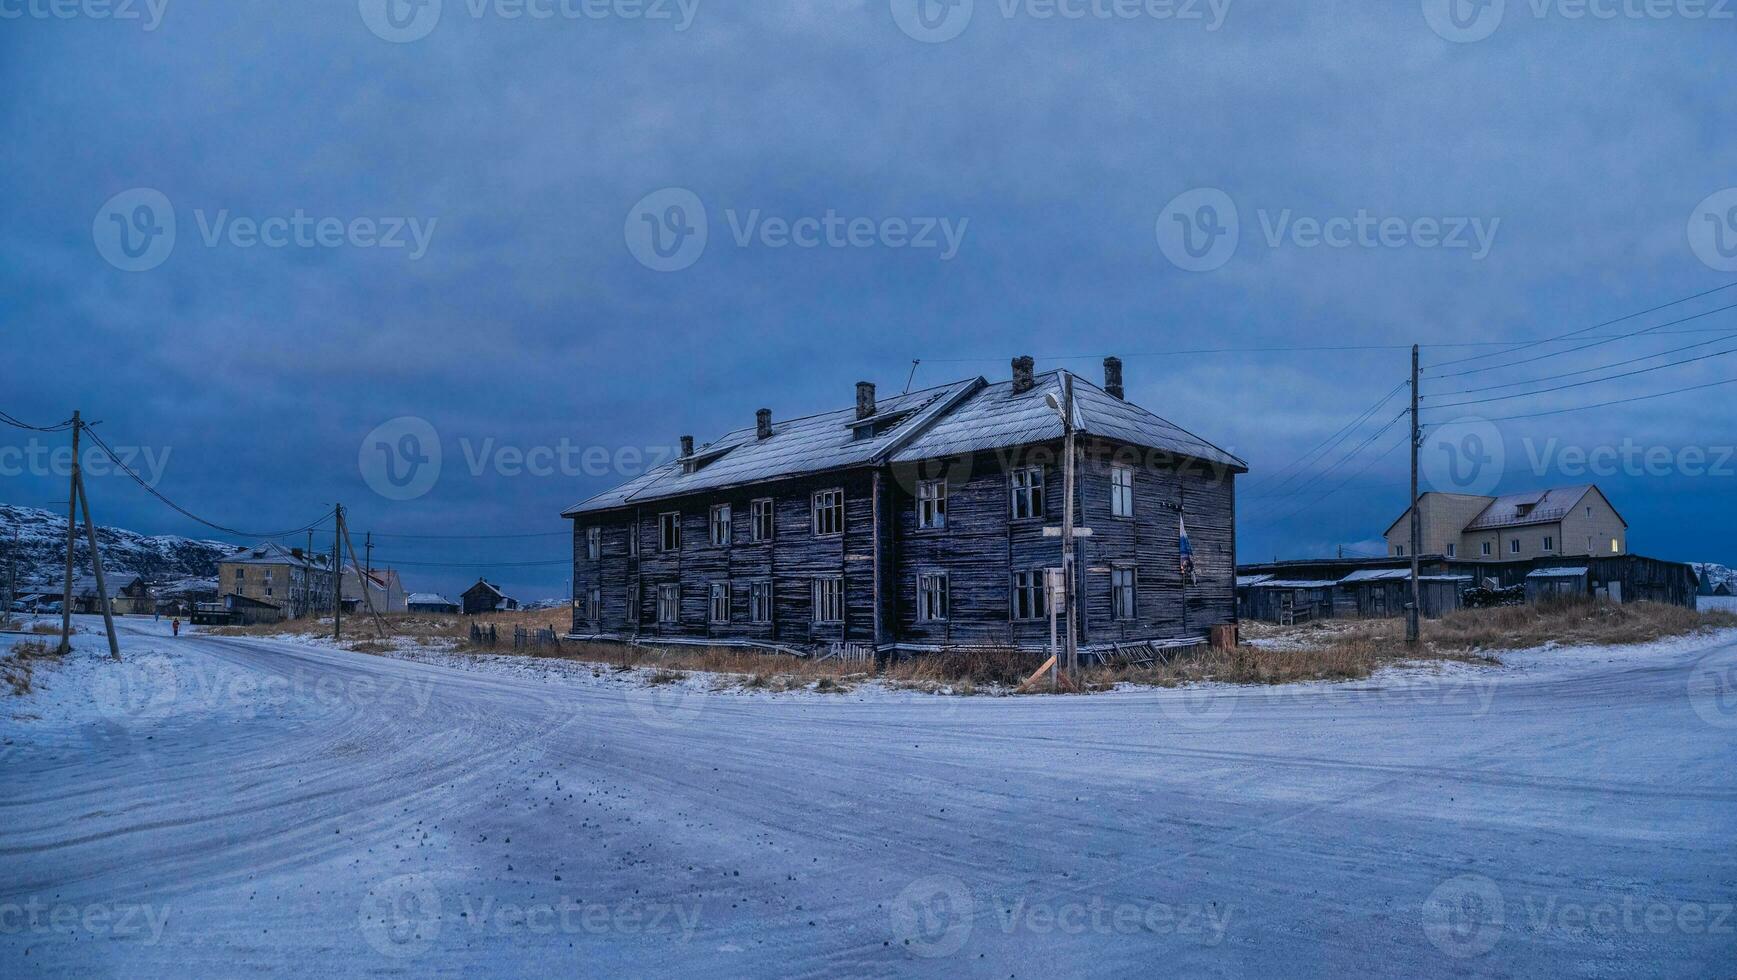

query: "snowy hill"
(0, 503), (232, 587)
(1692, 562), (1735, 595)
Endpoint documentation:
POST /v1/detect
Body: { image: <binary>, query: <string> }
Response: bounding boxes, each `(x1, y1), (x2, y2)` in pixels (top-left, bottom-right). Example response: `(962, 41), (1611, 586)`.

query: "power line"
(1242, 407), (1408, 508)
(82, 425), (336, 539)
(361, 529), (570, 540)
(1431, 330), (1737, 396)
(1479, 376), (1737, 422)
(0, 410), (76, 432)
(1428, 301), (1737, 380)
(1242, 430), (1411, 531)
(1424, 346), (1737, 412)
(364, 556), (570, 569)
(1425, 280), (1737, 371)
(1242, 380), (1406, 497)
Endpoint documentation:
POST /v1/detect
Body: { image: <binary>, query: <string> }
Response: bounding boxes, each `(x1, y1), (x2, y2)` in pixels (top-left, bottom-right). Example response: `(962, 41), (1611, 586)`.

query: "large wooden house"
(563, 357), (1246, 654)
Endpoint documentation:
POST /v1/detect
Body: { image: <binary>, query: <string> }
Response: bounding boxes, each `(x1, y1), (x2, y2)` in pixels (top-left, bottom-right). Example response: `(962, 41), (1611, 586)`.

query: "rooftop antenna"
(903, 359), (920, 394)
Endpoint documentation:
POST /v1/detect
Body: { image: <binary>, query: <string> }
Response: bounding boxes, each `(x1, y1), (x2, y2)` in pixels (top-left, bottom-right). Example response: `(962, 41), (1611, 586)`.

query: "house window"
(1586, 506), (1593, 517)
(917, 572), (949, 622)
(917, 480), (947, 530)
(749, 580), (772, 623)
(629, 520), (639, 557)
(750, 499), (775, 542)
(1542, 535), (1555, 552)
(659, 512), (681, 551)
(709, 582), (730, 624)
(657, 584), (680, 623)
(587, 588), (601, 622)
(813, 490), (844, 537)
(812, 577), (843, 623)
(1611, 538), (1621, 554)
(710, 504), (732, 547)
(1394, 545), (1405, 557)
(1010, 467), (1045, 520)
(1482, 541), (1492, 557)
(586, 526), (601, 560)
(1110, 464), (1134, 518)
(628, 582), (640, 623)
(1510, 539), (1521, 555)
(1011, 569), (1048, 620)
(1111, 568), (1136, 621)
(1446, 543), (1457, 558)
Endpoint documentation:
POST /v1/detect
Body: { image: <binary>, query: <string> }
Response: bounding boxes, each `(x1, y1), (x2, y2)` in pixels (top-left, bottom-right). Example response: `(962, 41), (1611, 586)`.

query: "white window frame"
(1446, 543), (1456, 558)
(812, 577), (844, 623)
(749, 580), (773, 623)
(1011, 569), (1048, 620)
(917, 479), (947, 530)
(917, 572), (949, 623)
(1482, 541), (1493, 557)
(1610, 538), (1621, 554)
(1111, 567), (1136, 621)
(1010, 466), (1045, 521)
(750, 498), (775, 542)
(813, 489), (844, 537)
(1395, 545), (1405, 557)
(586, 526), (601, 560)
(709, 582), (730, 624)
(659, 512), (681, 552)
(1542, 535), (1555, 552)
(1110, 464), (1134, 518)
(1510, 539), (1521, 555)
(710, 503), (732, 548)
(657, 583), (679, 624)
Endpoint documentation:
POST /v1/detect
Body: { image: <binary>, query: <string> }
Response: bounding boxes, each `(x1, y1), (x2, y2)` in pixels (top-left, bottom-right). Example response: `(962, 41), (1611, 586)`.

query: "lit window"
(813, 490), (844, 536)
(750, 581), (772, 623)
(1611, 538), (1620, 554)
(586, 526), (601, 560)
(812, 577), (844, 623)
(710, 504), (731, 547)
(709, 582), (730, 624)
(1010, 466), (1045, 520)
(917, 480), (947, 530)
(1011, 569), (1049, 620)
(750, 499), (775, 542)
(917, 573), (949, 622)
(1111, 568), (1136, 621)
(659, 512), (681, 551)
(1110, 464), (1134, 518)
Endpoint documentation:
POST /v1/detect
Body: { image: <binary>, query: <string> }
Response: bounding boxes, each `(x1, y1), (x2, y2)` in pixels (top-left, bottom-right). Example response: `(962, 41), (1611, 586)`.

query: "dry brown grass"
(29, 623), (61, 635)
(4, 639), (62, 696)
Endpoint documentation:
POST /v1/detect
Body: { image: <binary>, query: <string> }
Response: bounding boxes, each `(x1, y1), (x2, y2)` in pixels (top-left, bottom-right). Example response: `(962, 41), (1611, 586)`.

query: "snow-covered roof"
(1254, 579), (1340, 589)
(407, 592), (455, 605)
(1339, 568), (1411, 583)
(564, 370), (1245, 516)
(1466, 486), (1594, 530)
(1527, 566), (1588, 578)
(223, 542), (328, 570)
(1236, 574), (1273, 587)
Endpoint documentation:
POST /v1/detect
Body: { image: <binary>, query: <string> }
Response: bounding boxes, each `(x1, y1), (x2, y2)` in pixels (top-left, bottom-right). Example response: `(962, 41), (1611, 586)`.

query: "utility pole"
(339, 507), (387, 638)
(333, 505), (343, 640)
(1060, 372), (1080, 682)
(59, 411), (80, 654)
(1407, 345), (1422, 645)
(76, 464), (121, 659)
(364, 531), (373, 582)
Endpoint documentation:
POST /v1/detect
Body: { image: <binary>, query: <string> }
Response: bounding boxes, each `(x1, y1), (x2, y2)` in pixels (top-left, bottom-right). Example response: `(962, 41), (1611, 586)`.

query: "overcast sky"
(2, 0), (1733, 599)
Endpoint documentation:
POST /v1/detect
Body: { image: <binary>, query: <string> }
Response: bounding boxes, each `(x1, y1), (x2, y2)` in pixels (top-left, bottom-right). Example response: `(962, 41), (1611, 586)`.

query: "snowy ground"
(3, 616), (1735, 977)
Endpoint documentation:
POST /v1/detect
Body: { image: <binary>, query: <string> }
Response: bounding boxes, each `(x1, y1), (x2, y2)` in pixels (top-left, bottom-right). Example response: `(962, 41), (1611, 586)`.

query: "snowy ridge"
(0, 503), (232, 586)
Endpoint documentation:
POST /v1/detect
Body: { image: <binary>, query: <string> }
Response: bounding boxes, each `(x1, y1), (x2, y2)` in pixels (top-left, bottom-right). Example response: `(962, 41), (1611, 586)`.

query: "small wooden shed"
(1525, 566), (1588, 602)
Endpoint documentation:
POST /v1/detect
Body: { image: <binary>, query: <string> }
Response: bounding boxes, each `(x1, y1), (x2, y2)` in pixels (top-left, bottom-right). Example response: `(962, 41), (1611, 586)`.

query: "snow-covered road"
(3, 619), (1734, 977)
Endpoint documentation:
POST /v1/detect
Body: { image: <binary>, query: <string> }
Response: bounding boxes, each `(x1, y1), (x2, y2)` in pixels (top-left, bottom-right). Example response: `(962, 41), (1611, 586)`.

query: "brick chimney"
(1103, 356), (1124, 399)
(680, 435), (694, 458)
(856, 381), (877, 420)
(1011, 355), (1036, 394)
(756, 408), (773, 439)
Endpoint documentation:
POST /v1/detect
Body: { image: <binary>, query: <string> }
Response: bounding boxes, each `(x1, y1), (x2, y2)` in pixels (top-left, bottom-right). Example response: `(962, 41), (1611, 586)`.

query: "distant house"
(461, 579), (518, 615)
(342, 565), (408, 614)
(1385, 485), (1627, 561)
(217, 542), (335, 621)
(1714, 582), (1734, 598)
(406, 593), (460, 614)
(70, 574), (153, 616)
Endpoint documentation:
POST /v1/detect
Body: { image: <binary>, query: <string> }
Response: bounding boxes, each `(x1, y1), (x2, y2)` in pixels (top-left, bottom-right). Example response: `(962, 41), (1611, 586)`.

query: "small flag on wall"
(1179, 516), (1197, 584)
